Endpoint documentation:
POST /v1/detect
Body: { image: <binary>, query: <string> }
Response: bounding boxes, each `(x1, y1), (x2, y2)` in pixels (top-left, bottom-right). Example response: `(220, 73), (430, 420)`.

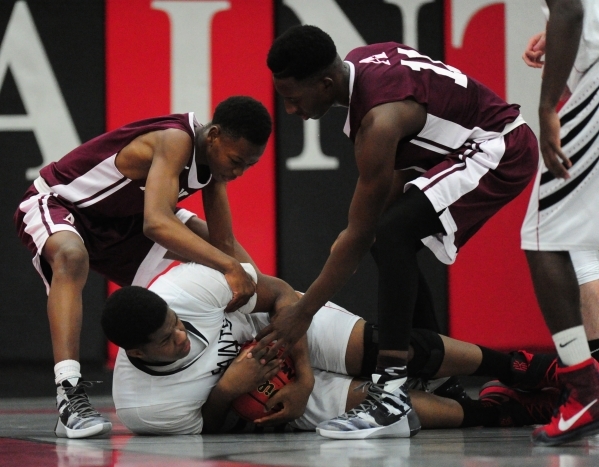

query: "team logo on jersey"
(359, 52), (390, 66)
(63, 213), (75, 225)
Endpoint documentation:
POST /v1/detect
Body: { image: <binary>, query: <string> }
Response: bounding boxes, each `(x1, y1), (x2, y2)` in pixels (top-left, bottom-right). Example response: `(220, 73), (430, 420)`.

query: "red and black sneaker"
(532, 358), (599, 446)
(508, 350), (558, 390)
(479, 381), (559, 427)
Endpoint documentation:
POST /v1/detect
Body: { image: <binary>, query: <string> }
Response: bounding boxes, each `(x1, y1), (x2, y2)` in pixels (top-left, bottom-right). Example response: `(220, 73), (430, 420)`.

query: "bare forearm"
(299, 230), (373, 318)
(288, 335), (315, 390)
(540, 0), (583, 110)
(201, 383), (239, 433)
(144, 214), (238, 274)
(202, 181), (236, 256)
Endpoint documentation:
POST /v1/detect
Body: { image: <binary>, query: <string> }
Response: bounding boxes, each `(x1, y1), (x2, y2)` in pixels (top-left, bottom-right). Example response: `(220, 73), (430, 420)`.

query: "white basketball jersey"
(112, 262), (260, 432)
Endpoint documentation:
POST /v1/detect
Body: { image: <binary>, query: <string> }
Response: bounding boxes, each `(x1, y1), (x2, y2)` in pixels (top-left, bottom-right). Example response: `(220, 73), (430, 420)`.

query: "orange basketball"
(231, 341), (296, 422)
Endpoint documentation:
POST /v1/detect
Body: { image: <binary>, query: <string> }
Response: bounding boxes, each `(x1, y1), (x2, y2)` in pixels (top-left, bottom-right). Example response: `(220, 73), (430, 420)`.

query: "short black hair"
(101, 286), (168, 350)
(267, 25), (337, 81)
(212, 96), (272, 146)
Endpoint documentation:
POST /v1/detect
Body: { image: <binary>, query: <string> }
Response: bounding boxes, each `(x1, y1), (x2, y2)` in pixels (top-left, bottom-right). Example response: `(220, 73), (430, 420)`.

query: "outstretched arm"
(254, 100), (427, 356)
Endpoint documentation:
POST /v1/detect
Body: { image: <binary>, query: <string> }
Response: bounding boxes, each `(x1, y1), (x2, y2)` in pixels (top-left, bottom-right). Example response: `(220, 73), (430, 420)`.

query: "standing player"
(257, 25), (539, 439)
(14, 96), (272, 439)
(520, 0), (599, 446)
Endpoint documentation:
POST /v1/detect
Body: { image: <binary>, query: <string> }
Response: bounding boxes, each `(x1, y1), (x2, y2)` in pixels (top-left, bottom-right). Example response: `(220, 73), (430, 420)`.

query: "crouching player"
(102, 262), (558, 437)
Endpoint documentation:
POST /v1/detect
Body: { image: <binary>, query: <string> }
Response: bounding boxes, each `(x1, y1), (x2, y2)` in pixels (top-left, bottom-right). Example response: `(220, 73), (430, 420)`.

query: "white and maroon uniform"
(521, 0), (599, 253)
(344, 43), (539, 264)
(14, 112), (210, 289)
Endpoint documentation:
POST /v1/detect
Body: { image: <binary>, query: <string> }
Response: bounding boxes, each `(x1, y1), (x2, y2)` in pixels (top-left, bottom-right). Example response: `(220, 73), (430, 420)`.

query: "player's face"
(206, 131), (264, 183)
(273, 76), (333, 120)
(137, 308), (191, 363)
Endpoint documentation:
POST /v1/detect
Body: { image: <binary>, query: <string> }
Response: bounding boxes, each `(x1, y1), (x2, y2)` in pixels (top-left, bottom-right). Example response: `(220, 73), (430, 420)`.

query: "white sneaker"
(55, 379), (112, 439)
(317, 376), (420, 439)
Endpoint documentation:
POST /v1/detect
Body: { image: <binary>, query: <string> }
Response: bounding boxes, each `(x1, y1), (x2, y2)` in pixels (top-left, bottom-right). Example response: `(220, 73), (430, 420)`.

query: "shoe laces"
(62, 381), (102, 418)
(337, 381), (408, 420)
(544, 359), (559, 387)
(524, 391), (558, 422)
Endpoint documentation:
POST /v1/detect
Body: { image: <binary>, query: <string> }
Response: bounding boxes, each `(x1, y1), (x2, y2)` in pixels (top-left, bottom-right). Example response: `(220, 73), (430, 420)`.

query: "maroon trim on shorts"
(37, 195), (53, 236)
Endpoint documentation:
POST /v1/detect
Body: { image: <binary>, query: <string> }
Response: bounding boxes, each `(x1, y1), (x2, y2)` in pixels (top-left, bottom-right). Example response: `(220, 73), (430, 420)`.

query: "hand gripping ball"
(231, 341), (296, 422)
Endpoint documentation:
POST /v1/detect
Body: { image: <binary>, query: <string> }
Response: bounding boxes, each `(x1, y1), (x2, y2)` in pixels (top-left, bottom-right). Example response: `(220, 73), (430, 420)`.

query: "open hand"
(253, 303), (313, 359)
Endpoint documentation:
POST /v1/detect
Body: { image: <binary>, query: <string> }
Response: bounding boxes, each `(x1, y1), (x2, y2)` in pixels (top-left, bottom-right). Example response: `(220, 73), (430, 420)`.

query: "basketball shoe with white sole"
(532, 358), (599, 446)
(55, 379), (112, 439)
(317, 375), (421, 439)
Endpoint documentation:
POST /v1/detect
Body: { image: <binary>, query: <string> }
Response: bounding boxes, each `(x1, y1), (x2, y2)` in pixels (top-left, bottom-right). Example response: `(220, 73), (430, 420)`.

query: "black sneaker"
(507, 350), (558, 390)
(479, 380), (559, 427)
(55, 379), (112, 439)
(316, 375), (421, 439)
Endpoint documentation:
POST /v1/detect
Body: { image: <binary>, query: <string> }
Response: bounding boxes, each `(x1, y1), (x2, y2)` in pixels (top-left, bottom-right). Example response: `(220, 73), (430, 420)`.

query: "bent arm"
(201, 180), (235, 256)
(142, 129), (242, 275)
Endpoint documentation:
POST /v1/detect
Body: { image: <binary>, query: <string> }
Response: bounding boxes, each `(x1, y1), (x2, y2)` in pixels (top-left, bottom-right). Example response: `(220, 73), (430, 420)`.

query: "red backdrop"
(444, 2), (552, 351)
(105, 0), (275, 364)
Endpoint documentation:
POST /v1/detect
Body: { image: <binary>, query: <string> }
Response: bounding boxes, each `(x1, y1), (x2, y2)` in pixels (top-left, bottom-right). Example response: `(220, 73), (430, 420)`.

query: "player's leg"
(571, 250), (599, 357)
(42, 232), (112, 439)
(42, 231), (88, 364)
(525, 249), (599, 445)
(520, 60), (599, 445)
(15, 192), (111, 439)
(354, 322), (557, 392)
(333, 186), (442, 439)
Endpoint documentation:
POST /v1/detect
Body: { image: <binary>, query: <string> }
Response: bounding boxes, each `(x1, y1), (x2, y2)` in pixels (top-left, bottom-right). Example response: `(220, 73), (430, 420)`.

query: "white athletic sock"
(54, 359), (81, 386)
(553, 325), (591, 366)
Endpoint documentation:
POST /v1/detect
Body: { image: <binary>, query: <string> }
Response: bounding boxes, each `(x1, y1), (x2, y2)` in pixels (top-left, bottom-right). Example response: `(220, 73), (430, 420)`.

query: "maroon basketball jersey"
(344, 43), (521, 171)
(37, 113), (210, 218)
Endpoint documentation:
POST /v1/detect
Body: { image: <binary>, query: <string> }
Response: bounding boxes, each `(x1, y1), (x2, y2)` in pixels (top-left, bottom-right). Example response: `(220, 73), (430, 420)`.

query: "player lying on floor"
(101, 261), (559, 437)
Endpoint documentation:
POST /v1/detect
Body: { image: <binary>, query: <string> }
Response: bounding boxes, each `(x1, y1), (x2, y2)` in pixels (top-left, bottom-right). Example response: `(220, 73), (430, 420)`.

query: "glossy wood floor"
(2, 396), (599, 467)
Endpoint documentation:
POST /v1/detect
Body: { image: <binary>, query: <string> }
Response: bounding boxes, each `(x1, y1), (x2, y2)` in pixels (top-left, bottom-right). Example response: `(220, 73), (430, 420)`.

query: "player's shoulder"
(151, 263), (231, 311)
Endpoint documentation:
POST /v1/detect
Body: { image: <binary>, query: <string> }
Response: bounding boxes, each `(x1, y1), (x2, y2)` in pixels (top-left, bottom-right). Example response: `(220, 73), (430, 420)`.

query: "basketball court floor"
(1, 394), (599, 467)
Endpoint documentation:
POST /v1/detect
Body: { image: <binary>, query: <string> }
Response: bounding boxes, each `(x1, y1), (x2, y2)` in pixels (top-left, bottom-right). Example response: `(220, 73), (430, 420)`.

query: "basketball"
(231, 341), (296, 422)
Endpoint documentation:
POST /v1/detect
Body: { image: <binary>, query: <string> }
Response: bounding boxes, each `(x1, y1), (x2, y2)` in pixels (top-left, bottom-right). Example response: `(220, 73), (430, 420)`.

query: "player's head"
(101, 286), (191, 363)
(267, 25), (340, 120)
(204, 96), (272, 183)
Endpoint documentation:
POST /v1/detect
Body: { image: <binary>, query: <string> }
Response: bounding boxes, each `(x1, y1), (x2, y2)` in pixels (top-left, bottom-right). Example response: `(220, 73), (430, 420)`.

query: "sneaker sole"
(55, 419), (112, 439)
(532, 419), (599, 446)
(318, 410), (420, 440)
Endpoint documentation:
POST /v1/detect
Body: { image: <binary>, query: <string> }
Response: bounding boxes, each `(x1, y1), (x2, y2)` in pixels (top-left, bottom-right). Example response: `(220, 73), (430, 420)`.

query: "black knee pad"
(408, 328), (445, 379)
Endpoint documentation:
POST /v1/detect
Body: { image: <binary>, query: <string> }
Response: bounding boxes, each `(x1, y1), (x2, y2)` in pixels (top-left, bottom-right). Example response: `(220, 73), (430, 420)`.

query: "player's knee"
(408, 328), (445, 379)
(50, 243), (89, 279)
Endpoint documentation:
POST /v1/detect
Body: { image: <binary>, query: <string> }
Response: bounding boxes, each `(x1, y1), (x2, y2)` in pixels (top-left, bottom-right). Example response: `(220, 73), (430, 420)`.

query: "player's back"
(344, 43), (521, 170)
(37, 113), (208, 218)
